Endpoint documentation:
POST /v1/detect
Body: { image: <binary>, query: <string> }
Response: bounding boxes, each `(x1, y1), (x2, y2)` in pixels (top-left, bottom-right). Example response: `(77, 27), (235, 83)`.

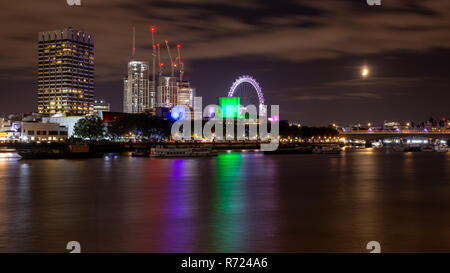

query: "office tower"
(156, 76), (178, 108)
(177, 81), (195, 108)
(123, 61), (150, 113)
(123, 76), (129, 112)
(149, 81), (156, 110)
(38, 28), (94, 116)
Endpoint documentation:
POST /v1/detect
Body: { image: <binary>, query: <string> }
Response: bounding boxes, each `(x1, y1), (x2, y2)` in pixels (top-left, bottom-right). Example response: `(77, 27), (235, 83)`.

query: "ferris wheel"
(228, 75), (265, 116)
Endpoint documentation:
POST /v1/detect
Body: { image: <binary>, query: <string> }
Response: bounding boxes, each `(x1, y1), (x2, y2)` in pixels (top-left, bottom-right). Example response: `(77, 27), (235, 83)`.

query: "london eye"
(228, 75), (265, 116)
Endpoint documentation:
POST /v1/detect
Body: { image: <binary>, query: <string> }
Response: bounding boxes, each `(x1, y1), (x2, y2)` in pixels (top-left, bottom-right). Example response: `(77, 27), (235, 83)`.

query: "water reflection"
(349, 152), (382, 249)
(160, 159), (197, 252)
(0, 159), (10, 250)
(210, 152), (245, 252)
(0, 151), (449, 252)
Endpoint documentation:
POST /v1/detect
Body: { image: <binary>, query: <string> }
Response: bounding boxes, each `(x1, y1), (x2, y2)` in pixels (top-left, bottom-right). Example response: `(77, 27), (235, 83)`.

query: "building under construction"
(177, 81), (195, 109)
(123, 61), (150, 113)
(123, 26), (195, 114)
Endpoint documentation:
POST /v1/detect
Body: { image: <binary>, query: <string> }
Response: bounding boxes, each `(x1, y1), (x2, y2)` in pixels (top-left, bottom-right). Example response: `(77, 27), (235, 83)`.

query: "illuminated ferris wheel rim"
(228, 75), (264, 106)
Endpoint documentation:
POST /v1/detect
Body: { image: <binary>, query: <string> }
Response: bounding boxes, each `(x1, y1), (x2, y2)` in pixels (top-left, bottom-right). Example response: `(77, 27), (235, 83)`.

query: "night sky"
(0, 0), (449, 125)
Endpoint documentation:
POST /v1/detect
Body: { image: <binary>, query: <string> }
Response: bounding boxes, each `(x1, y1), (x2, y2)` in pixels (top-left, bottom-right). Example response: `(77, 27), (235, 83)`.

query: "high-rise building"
(38, 28), (94, 116)
(123, 61), (150, 113)
(93, 99), (110, 114)
(177, 81), (195, 108)
(123, 76), (129, 111)
(156, 76), (178, 108)
(149, 81), (156, 111)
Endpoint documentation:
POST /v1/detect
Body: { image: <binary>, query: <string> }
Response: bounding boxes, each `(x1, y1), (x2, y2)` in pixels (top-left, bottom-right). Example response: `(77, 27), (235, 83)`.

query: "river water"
(0, 149), (450, 252)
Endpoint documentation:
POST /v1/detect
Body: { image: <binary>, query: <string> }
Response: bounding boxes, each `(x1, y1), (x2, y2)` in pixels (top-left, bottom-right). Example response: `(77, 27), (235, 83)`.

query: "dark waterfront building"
(38, 28), (94, 116)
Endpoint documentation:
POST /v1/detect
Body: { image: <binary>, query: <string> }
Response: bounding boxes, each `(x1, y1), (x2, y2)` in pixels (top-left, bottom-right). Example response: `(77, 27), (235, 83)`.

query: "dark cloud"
(328, 77), (429, 88)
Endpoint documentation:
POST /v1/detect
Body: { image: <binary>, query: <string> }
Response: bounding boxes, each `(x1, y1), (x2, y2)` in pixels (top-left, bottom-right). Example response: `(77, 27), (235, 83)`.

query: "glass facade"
(123, 61), (150, 113)
(177, 81), (195, 108)
(156, 76), (178, 108)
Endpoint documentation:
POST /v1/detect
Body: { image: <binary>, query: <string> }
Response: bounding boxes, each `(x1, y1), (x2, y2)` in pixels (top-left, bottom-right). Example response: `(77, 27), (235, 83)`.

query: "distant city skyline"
(0, 1), (449, 125)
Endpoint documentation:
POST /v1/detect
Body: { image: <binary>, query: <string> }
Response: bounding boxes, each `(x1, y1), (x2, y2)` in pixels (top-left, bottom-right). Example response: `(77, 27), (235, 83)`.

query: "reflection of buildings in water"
(0, 160), (32, 251)
(211, 152), (279, 252)
(327, 153), (383, 249)
(402, 152), (415, 181)
(447, 153), (450, 179)
(211, 152), (245, 252)
(159, 159), (197, 252)
(352, 154), (382, 242)
(0, 159), (10, 250)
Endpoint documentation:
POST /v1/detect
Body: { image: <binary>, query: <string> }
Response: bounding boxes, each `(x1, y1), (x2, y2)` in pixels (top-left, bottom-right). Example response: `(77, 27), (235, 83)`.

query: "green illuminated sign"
(218, 97), (241, 119)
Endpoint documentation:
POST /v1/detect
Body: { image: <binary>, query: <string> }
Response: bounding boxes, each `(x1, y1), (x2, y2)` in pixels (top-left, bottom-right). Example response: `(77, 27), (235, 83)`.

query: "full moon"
(361, 67), (369, 77)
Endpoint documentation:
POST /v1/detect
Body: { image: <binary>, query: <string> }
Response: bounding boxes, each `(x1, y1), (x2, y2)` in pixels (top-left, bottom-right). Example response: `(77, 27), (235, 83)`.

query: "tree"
(74, 115), (105, 140)
(107, 113), (173, 140)
(279, 121), (339, 139)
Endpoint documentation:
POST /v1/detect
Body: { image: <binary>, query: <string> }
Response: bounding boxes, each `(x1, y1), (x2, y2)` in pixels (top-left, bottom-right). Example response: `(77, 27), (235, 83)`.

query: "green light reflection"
(210, 152), (247, 252)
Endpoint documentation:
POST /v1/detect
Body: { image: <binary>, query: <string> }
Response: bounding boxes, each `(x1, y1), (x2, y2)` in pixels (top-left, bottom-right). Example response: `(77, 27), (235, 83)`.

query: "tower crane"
(165, 40), (175, 77)
(150, 26), (157, 109)
(176, 44), (184, 83)
(157, 43), (162, 76)
(131, 26), (136, 60)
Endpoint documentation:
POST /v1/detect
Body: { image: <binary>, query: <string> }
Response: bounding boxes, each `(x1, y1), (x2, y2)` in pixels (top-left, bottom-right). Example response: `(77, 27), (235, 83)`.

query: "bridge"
(339, 129), (450, 141)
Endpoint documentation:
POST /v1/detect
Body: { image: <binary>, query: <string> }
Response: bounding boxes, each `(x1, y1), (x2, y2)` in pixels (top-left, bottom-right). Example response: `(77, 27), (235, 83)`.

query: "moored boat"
(150, 144), (218, 157)
(420, 145), (435, 152)
(132, 149), (150, 157)
(371, 142), (383, 149)
(0, 147), (16, 153)
(263, 146), (312, 155)
(344, 145), (365, 152)
(435, 144), (449, 153)
(321, 144), (342, 154)
(393, 144), (421, 152)
(312, 144), (341, 154)
(392, 145), (406, 152)
(18, 144), (103, 159)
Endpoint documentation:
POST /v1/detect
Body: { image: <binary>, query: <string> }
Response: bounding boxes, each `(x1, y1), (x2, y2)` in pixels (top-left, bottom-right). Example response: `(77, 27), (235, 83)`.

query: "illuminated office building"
(177, 81), (195, 108)
(38, 28), (94, 115)
(123, 61), (150, 113)
(156, 76), (178, 108)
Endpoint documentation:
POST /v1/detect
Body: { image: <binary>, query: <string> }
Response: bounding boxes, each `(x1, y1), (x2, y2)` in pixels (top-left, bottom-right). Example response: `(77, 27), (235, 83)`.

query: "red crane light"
(150, 26), (156, 32)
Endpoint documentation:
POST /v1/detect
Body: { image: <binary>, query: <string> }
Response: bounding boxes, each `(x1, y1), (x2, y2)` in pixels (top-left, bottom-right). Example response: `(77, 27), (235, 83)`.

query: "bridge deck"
(340, 130), (450, 140)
